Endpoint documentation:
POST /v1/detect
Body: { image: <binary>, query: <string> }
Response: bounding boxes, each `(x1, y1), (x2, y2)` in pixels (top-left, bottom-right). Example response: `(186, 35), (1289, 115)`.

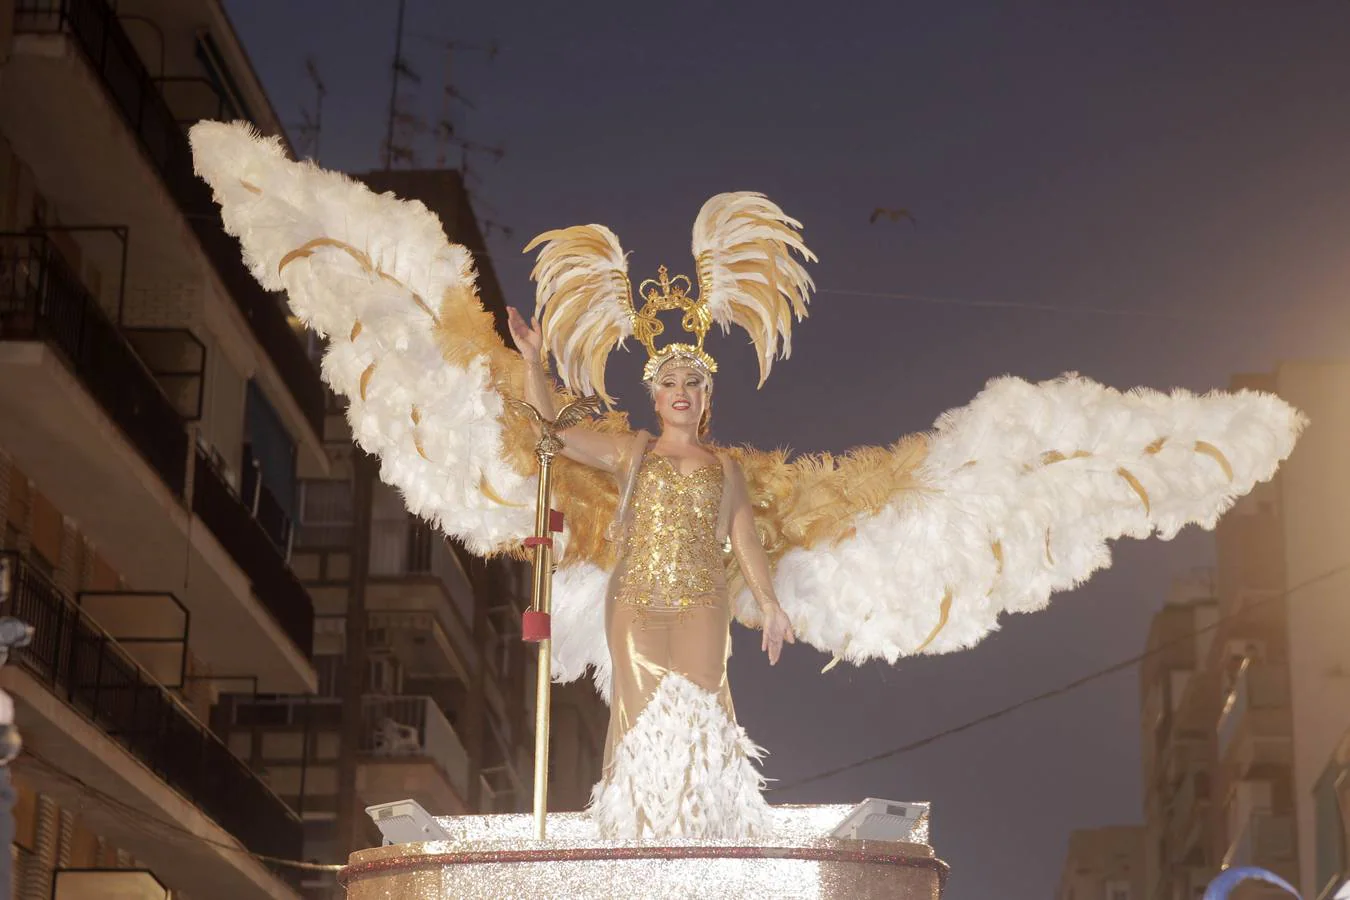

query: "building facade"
(1138, 573), (1223, 900)
(0, 1), (608, 898)
(0, 0), (324, 896)
(213, 167), (609, 897)
(1132, 362), (1350, 900)
(1056, 825), (1147, 900)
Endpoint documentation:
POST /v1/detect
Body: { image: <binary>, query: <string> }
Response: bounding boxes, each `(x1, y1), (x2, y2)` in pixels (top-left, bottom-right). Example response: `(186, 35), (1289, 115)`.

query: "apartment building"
(1314, 727), (1350, 899)
(1055, 825), (1147, 900)
(1131, 361), (1350, 900)
(1138, 573), (1222, 900)
(211, 166), (608, 896)
(0, 0), (326, 896)
(0, 1), (609, 895)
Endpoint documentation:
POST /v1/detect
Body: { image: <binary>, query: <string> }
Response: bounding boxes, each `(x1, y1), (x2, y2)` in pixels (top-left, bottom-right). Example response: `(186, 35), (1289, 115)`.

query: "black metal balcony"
(0, 233), (187, 495)
(192, 448), (314, 658)
(14, 0), (326, 440)
(1, 551), (304, 866)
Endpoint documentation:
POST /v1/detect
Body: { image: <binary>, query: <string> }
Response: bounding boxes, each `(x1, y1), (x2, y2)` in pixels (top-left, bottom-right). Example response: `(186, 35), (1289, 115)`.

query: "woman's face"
(652, 364), (710, 431)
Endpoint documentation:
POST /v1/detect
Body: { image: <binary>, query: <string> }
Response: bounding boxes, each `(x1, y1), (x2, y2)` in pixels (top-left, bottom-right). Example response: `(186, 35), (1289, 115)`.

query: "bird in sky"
(869, 207), (917, 226)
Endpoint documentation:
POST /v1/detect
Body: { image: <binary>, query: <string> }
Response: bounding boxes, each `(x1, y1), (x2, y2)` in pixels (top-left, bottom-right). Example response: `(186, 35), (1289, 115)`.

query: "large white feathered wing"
(741, 373), (1305, 666)
(189, 120), (614, 689)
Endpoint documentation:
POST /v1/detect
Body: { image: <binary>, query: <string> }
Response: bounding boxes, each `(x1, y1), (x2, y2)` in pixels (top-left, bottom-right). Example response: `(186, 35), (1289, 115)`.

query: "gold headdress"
(523, 192), (817, 405)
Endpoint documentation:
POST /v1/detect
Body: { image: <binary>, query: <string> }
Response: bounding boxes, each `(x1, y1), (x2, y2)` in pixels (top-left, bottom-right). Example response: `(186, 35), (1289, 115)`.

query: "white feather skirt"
(588, 674), (771, 840)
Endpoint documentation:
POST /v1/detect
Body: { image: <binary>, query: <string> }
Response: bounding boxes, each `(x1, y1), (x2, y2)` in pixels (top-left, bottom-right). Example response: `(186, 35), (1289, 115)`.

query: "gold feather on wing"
(718, 438), (929, 630)
(692, 192), (818, 387)
(523, 225), (635, 407)
(433, 286), (630, 570)
(732, 437), (929, 564)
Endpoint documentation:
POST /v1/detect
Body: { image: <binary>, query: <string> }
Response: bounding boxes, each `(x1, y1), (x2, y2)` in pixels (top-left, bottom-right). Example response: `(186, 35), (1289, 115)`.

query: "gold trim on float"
(350, 320), (363, 341)
(240, 180), (262, 194)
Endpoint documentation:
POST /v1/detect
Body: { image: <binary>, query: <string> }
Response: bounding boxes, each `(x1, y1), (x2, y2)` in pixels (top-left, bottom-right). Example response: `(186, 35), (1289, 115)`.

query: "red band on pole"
(523, 536), (553, 549)
(522, 610), (551, 642)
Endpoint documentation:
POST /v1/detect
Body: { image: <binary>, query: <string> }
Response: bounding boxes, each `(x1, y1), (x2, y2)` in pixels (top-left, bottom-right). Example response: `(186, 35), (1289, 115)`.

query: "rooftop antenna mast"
(296, 56), (327, 163)
(419, 35), (509, 235)
(423, 37), (501, 168)
(381, 0), (426, 169)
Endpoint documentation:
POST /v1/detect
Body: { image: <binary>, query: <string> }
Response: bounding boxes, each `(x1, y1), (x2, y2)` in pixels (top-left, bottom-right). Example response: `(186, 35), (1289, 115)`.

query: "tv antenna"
(381, 0), (427, 169)
(295, 56), (327, 162)
(416, 35), (503, 170)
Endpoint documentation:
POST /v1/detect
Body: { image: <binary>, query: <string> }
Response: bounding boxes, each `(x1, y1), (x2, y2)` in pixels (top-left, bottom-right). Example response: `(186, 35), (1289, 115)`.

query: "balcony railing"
(364, 695), (471, 802)
(222, 693), (471, 803)
(0, 233), (187, 495)
(15, 0), (326, 439)
(191, 448), (314, 657)
(370, 518), (475, 633)
(1218, 660), (1290, 758)
(0, 552), (303, 865)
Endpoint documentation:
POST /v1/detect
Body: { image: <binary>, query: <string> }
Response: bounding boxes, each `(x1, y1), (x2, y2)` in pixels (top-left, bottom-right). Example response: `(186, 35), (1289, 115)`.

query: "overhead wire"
(771, 561), (1349, 794)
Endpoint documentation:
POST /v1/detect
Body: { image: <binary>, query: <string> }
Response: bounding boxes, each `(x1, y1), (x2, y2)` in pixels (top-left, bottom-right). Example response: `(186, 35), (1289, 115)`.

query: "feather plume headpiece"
(523, 192), (816, 405)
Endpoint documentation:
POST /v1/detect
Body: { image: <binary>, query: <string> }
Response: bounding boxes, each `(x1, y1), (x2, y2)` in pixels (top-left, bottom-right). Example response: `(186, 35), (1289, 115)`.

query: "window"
(194, 33), (254, 124)
(297, 480), (353, 548)
(244, 379), (297, 518)
(314, 654), (343, 698)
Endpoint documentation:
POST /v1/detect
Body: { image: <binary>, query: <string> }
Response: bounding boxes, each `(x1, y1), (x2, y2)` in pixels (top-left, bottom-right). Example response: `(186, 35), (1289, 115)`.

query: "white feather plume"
(691, 192), (817, 386)
(523, 225), (635, 406)
(746, 373), (1305, 667)
(190, 120), (622, 695)
(588, 675), (770, 840)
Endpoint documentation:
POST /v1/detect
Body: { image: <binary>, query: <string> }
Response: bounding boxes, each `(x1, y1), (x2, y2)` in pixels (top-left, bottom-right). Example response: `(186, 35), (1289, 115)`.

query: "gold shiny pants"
(601, 600), (735, 773)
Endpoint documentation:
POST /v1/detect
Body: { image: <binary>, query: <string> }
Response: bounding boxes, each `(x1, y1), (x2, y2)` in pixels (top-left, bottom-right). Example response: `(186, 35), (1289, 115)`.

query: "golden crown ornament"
(524, 192), (817, 406)
(634, 264), (717, 382)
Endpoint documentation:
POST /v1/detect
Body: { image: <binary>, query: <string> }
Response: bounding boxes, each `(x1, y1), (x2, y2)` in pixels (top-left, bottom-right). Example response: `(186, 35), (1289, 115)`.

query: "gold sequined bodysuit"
(614, 455), (725, 611)
(601, 448), (737, 773)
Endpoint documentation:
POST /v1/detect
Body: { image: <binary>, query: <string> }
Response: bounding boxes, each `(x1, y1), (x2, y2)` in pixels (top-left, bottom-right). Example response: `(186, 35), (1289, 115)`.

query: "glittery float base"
(341, 804), (946, 899)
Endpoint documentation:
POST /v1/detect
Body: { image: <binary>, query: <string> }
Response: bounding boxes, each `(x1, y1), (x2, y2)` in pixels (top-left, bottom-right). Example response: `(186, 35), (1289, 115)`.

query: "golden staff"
(509, 395), (601, 841)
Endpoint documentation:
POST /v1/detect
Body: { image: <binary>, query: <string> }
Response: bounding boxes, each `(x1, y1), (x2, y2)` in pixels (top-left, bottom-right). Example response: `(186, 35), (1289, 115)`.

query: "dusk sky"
(222, 2), (1350, 895)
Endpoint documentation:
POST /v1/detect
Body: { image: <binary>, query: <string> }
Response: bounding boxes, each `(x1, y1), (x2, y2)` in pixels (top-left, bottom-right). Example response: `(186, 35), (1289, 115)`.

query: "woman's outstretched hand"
(761, 603), (796, 665)
(507, 306), (544, 364)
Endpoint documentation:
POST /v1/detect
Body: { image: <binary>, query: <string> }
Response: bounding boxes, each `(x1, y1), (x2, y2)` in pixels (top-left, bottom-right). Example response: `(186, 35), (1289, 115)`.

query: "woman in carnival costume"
(187, 120), (1305, 841)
